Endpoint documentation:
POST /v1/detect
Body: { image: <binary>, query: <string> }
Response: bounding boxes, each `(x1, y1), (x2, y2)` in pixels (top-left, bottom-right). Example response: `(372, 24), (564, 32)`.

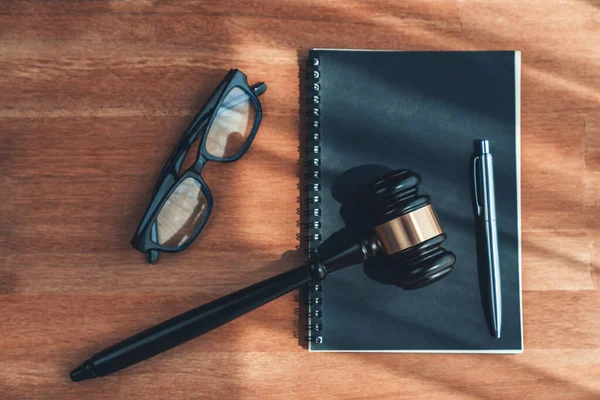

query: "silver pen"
(473, 140), (502, 338)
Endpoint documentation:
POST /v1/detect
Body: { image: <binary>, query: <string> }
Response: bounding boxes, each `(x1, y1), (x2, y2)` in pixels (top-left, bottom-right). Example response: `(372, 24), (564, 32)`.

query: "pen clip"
(473, 156), (482, 216)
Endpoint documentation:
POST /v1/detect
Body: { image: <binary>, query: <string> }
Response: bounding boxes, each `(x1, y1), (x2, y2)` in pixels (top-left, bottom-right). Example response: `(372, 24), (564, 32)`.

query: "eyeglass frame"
(131, 69), (266, 262)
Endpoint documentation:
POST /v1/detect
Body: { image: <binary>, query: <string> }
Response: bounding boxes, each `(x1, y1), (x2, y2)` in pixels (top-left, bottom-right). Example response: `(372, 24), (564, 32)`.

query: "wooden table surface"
(1, 1), (599, 399)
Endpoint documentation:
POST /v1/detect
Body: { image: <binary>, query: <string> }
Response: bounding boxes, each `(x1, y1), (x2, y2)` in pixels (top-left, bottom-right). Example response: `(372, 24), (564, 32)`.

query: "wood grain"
(1, 0), (599, 398)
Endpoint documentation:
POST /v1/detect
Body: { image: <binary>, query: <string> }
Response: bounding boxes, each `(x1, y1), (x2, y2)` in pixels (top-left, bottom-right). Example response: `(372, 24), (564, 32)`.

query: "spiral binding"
(304, 53), (323, 347)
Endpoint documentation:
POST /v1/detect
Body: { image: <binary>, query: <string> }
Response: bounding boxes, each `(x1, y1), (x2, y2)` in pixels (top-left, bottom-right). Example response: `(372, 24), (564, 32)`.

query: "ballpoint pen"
(473, 139), (502, 338)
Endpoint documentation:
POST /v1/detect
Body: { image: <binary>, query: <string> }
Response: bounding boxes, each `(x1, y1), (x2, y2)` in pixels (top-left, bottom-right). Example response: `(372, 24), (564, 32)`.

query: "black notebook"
(303, 50), (522, 352)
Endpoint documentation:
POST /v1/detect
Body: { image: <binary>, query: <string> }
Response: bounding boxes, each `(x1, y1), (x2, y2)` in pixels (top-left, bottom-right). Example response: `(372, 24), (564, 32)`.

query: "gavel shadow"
(318, 164), (398, 286)
(298, 164), (394, 349)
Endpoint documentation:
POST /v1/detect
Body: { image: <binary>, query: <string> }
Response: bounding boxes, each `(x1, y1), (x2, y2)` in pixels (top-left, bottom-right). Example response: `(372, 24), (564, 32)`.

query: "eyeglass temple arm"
(169, 82), (265, 172)
(251, 82), (267, 97)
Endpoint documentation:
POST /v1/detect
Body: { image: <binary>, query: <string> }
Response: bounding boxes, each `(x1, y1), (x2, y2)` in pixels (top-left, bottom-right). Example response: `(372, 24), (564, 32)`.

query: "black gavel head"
(361, 169), (456, 290)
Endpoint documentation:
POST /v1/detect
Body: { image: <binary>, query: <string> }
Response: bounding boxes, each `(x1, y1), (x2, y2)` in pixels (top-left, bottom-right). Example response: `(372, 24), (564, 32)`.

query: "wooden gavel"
(71, 169), (456, 381)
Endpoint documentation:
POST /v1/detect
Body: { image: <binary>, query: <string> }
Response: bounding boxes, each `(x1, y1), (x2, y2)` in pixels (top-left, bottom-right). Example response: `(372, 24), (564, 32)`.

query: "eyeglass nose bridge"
(192, 154), (209, 173)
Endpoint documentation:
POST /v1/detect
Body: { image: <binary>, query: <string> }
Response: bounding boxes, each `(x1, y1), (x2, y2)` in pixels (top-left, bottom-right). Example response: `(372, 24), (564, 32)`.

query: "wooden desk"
(1, 1), (598, 398)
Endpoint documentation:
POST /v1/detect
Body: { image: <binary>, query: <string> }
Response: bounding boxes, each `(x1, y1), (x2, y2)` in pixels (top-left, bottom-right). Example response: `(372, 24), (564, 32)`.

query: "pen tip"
(70, 362), (95, 382)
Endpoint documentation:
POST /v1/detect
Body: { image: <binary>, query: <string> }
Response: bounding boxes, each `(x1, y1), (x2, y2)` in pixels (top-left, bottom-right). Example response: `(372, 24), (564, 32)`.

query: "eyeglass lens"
(205, 87), (257, 159)
(155, 177), (209, 247)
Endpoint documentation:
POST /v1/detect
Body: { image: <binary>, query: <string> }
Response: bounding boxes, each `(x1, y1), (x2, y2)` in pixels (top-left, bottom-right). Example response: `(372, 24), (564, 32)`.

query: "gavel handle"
(71, 242), (373, 381)
(72, 262), (326, 380)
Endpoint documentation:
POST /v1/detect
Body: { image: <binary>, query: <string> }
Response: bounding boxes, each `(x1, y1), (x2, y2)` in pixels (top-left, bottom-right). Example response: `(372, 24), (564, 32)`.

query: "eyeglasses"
(131, 69), (266, 263)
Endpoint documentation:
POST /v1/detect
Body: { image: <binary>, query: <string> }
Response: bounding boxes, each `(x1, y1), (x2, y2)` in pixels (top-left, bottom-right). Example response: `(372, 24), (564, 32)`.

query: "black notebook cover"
(303, 50), (522, 352)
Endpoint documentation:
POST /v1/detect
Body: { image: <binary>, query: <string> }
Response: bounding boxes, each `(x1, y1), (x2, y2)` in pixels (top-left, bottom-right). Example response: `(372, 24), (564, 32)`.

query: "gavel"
(71, 169), (456, 381)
